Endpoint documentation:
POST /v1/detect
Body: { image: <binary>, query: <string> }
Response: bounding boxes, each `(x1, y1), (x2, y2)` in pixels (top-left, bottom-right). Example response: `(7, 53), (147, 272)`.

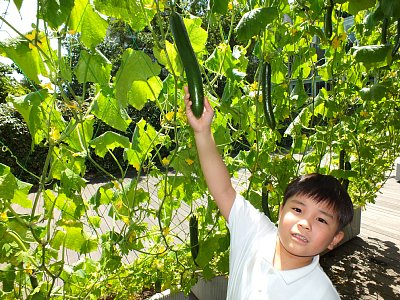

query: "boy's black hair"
(283, 173), (354, 231)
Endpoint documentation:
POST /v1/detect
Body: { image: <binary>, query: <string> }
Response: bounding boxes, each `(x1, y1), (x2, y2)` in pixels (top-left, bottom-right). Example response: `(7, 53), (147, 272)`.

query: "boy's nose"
(298, 219), (311, 231)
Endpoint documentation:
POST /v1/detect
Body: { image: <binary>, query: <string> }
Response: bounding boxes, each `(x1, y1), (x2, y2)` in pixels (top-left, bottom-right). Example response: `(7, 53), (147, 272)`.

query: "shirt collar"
(278, 255), (320, 284)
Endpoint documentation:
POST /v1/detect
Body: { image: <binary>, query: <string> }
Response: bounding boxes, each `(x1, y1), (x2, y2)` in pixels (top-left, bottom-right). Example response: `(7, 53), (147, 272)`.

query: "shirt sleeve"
(227, 193), (276, 249)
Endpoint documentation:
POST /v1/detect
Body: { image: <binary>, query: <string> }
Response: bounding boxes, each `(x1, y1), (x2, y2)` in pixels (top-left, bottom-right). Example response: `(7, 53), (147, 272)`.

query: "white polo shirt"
(226, 194), (340, 300)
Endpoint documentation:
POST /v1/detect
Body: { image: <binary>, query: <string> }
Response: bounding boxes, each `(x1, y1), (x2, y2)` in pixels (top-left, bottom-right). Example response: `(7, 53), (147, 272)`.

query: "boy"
(184, 87), (354, 299)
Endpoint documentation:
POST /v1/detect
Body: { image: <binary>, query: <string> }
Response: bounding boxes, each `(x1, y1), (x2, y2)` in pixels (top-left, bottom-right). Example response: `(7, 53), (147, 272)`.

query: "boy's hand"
(184, 86), (214, 134)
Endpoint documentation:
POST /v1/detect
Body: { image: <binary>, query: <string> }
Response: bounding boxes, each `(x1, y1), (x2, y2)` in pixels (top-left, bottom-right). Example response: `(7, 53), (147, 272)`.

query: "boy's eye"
(317, 217), (327, 224)
(292, 207), (302, 213)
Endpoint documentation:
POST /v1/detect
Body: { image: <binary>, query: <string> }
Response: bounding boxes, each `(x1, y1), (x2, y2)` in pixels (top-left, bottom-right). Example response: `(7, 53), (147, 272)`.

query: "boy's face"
(278, 193), (344, 260)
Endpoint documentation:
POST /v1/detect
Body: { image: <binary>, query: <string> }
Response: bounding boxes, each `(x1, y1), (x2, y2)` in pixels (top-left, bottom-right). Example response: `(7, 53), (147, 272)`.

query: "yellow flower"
(128, 231), (136, 243)
(132, 161), (140, 171)
(0, 211), (8, 222)
(360, 111), (369, 118)
(165, 111), (175, 122)
(267, 183), (274, 192)
(162, 157), (170, 166)
(24, 263), (33, 275)
(185, 158), (194, 165)
(339, 32), (347, 42)
(112, 180), (121, 190)
(228, 2), (233, 10)
(331, 36), (341, 49)
(162, 227), (170, 236)
(121, 216), (130, 225)
(50, 127), (61, 143)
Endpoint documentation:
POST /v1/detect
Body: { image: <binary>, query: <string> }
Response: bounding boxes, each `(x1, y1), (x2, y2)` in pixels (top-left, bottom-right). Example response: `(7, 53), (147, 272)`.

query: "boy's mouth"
(292, 233), (309, 243)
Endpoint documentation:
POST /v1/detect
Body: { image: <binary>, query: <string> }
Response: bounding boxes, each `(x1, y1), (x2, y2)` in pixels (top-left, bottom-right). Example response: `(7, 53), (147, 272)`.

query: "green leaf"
(235, 7), (279, 42)
(205, 43), (236, 76)
(81, 5), (108, 49)
(182, 17), (208, 54)
(290, 77), (309, 108)
(90, 131), (130, 158)
(209, 0), (229, 14)
(115, 49), (161, 107)
(0, 264), (16, 293)
(381, 0), (400, 19)
(196, 235), (221, 267)
(0, 40), (45, 84)
(53, 226), (97, 253)
(9, 90), (66, 146)
(75, 50), (112, 86)
(347, 0), (375, 15)
(61, 169), (87, 193)
(12, 0), (23, 10)
(12, 179), (33, 209)
(0, 164), (32, 204)
(125, 119), (165, 170)
(153, 41), (182, 76)
(94, 0), (159, 31)
(89, 182), (117, 208)
(40, 0), (74, 29)
(353, 45), (392, 69)
(65, 117), (95, 153)
(128, 76), (163, 110)
(92, 91), (132, 132)
(359, 83), (387, 102)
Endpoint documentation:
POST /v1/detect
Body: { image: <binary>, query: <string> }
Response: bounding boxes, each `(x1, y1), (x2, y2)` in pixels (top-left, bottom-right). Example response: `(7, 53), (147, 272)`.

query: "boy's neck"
(273, 237), (314, 271)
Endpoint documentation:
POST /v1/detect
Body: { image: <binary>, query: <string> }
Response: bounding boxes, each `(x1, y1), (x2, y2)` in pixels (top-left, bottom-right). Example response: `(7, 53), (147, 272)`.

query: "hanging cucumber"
(170, 11), (204, 118)
(324, 0), (333, 39)
(189, 215), (199, 265)
(381, 18), (388, 44)
(392, 19), (400, 57)
(343, 161), (351, 192)
(260, 62), (276, 130)
(262, 180), (272, 220)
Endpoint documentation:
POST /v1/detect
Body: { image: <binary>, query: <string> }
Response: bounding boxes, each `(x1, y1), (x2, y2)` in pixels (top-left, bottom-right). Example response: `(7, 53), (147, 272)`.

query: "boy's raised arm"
(184, 87), (236, 220)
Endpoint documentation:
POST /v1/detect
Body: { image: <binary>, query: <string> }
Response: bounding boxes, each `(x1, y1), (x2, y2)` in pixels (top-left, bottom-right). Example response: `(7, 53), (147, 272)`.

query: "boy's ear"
(327, 230), (344, 250)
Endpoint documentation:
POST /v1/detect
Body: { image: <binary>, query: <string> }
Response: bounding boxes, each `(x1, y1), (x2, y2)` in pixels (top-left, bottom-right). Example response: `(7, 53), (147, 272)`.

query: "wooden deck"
(320, 176), (400, 299)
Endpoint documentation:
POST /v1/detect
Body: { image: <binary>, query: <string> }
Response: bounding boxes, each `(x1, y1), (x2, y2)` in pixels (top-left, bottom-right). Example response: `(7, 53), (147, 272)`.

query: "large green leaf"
(235, 7), (278, 42)
(68, 0), (108, 48)
(359, 83), (387, 101)
(75, 50), (112, 86)
(0, 164), (32, 206)
(94, 0), (159, 31)
(0, 40), (45, 84)
(346, 0), (375, 15)
(65, 117), (95, 153)
(0, 164), (18, 201)
(125, 119), (165, 170)
(353, 45), (392, 69)
(81, 6), (108, 49)
(52, 226), (97, 253)
(182, 17), (208, 54)
(40, 0), (75, 29)
(90, 131), (130, 158)
(381, 0), (400, 19)
(92, 92), (132, 132)
(8, 90), (66, 146)
(115, 49), (161, 107)
(209, 0), (229, 14)
(128, 76), (163, 110)
(153, 41), (182, 76)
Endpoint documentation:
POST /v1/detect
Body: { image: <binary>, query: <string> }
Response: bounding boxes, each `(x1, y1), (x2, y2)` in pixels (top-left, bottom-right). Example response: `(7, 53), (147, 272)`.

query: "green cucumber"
(260, 62), (276, 130)
(189, 215), (199, 264)
(170, 11), (204, 118)
(324, 0), (333, 39)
